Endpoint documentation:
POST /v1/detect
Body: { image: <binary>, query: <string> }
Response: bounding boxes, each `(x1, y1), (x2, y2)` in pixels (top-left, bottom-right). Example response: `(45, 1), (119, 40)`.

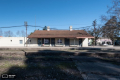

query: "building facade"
(0, 37), (27, 46)
(27, 26), (94, 47)
(0, 26), (94, 47)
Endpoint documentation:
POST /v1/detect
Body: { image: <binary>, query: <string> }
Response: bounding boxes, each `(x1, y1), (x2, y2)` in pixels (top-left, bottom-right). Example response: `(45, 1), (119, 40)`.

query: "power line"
(40, 24), (91, 26)
(0, 25), (93, 30)
(0, 25), (24, 28)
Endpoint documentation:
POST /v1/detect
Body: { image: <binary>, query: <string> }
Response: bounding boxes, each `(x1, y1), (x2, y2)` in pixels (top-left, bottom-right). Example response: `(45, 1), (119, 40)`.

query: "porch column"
(41, 38), (42, 47)
(44, 38), (45, 45)
(59, 38), (60, 45)
(74, 39), (75, 46)
(50, 38), (51, 47)
(63, 38), (65, 47)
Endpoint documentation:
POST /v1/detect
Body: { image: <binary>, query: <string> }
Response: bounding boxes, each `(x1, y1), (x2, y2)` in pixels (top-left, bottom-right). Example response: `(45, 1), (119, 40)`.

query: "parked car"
(115, 40), (120, 45)
(103, 43), (108, 46)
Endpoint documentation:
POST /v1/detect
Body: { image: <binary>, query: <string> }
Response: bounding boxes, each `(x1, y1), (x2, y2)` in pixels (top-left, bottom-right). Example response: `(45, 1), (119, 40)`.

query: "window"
(44, 39), (49, 44)
(19, 40), (23, 44)
(29, 39), (31, 42)
(57, 39), (62, 43)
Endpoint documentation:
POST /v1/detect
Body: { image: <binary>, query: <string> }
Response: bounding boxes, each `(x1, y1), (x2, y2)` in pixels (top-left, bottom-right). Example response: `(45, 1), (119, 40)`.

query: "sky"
(0, 0), (113, 36)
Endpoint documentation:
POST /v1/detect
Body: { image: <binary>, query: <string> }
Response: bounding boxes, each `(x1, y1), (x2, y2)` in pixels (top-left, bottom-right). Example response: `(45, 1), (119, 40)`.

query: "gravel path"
(74, 56), (120, 80)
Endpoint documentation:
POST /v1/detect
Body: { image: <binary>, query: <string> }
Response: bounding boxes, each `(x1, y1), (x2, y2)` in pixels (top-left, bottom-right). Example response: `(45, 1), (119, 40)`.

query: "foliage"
(102, 16), (120, 44)
(85, 20), (102, 45)
(43, 26), (47, 30)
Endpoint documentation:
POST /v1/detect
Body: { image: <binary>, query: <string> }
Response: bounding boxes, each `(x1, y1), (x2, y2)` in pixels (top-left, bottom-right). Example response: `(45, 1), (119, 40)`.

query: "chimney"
(47, 26), (50, 31)
(69, 26), (72, 31)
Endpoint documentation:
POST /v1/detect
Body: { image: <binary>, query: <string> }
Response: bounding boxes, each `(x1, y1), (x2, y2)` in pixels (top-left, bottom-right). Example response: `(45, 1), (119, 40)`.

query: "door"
(79, 39), (82, 47)
(65, 38), (70, 46)
(51, 38), (55, 46)
(38, 38), (41, 46)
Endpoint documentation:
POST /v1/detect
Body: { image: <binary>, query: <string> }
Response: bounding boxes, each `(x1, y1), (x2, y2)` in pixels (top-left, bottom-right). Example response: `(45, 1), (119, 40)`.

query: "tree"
(92, 20), (97, 45)
(16, 30), (26, 37)
(107, 0), (120, 33)
(107, 0), (120, 21)
(43, 26), (47, 30)
(100, 0), (120, 45)
(4, 30), (14, 37)
(21, 30), (26, 37)
(102, 16), (119, 45)
(16, 30), (20, 37)
(84, 20), (102, 46)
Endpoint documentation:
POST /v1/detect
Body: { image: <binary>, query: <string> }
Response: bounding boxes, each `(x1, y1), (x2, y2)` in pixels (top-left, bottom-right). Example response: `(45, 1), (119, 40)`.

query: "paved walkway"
(0, 46), (120, 51)
(74, 56), (120, 80)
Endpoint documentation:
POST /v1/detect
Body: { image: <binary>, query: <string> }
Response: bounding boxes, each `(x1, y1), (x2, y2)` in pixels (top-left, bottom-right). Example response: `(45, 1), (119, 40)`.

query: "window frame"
(57, 39), (62, 43)
(19, 40), (23, 44)
(44, 39), (49, 44)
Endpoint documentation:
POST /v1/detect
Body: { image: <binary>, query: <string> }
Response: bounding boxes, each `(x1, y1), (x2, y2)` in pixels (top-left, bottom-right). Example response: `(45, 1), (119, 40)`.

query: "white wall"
(0, 37), (89, 47)
(0, 37), (27, 46)
(82, 38), (88, 47)
(27, 38), (38, 46)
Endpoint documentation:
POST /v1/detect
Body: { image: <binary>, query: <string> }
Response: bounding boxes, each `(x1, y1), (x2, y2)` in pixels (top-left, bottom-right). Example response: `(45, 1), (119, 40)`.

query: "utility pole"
(24, 21), (27, 47)
(93, 19), (97, 46)
(35, 15), (36, 30)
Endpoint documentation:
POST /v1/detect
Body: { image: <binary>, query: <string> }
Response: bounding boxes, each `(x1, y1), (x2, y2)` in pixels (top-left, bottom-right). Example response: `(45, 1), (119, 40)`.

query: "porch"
(27, 38), (88, 47)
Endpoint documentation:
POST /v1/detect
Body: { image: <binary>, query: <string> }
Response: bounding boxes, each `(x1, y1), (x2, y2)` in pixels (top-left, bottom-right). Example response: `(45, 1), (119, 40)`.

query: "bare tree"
(92, 20), (97, 45)
(107, 0), (120, 20)
(100, 0), (120, 45)
(16, 30), (26, 37)
(84, 20), (102, 45)
(16, 30), (20, 37)
(4, 31), (14, 37)
(21, 30), (26, 37)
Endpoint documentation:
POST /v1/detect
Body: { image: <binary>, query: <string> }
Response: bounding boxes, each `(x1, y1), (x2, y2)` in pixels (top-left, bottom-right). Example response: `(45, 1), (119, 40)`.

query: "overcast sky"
(0, 0), (112, 36)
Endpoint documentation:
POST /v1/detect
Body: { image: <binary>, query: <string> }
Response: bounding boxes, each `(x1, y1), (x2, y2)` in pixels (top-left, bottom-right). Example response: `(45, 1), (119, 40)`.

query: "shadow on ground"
(0, 50), (83, 80)
(0, 48), (120, 80)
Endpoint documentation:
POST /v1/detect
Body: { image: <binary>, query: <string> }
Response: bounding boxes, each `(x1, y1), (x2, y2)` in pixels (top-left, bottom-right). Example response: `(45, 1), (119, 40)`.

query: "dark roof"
(27, 30), (94, 38)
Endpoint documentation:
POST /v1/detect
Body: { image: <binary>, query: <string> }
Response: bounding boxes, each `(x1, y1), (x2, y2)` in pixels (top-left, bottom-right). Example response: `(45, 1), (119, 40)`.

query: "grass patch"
(0, 54), (83, 80)
(57, 62), (77, 69)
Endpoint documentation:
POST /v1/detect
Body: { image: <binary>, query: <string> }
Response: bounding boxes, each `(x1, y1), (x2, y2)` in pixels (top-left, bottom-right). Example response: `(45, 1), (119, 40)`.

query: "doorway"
(38, 38), (41, 46)
(51, 38), (55, 46)
(65, 38), (70, 46)
(79, 39), (82, 47)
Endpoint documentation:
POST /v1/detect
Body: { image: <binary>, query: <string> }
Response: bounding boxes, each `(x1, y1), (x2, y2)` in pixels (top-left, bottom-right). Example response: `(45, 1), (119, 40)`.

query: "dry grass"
(0, 52), (83, 80)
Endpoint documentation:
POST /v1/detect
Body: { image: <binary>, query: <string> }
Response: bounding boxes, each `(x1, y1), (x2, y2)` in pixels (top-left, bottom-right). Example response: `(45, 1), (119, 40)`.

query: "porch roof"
(27, 30), (94, 38)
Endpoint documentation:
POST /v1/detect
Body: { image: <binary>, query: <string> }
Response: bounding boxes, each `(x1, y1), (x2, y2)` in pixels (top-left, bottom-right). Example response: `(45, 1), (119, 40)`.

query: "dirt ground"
(0, 50), (83, 80)
(0, 49), (120, 80)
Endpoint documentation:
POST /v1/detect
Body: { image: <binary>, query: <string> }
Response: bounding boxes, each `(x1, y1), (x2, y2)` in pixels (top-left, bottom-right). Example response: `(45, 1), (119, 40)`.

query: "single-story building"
(27, 26), (94, 47)
(88, 37), (113, 46)
(0, 37), (27, 46)
(96, 37), (112, 45)
(0, 26), (94, 47)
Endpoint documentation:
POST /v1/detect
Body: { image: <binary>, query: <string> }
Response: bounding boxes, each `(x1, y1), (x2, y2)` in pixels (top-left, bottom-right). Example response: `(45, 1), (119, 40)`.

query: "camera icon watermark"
(1, 74), (16, 79)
